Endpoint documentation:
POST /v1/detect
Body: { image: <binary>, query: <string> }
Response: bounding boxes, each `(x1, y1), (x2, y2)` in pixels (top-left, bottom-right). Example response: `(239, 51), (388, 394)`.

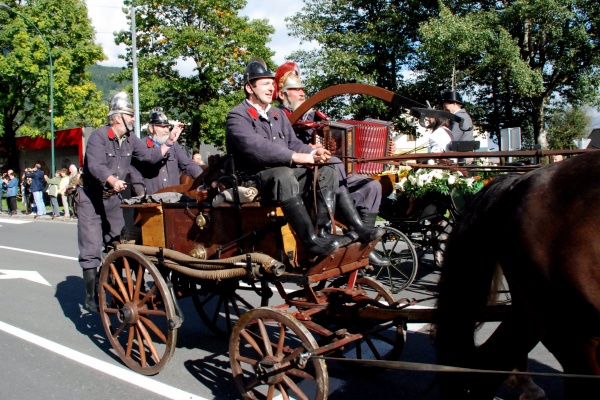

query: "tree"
(546, 106), (590, 150)
(114, 0), (275, 149)
(284, 0), (439, 131)
(417, 1), (600, 146)
(0, 0), (106, 171)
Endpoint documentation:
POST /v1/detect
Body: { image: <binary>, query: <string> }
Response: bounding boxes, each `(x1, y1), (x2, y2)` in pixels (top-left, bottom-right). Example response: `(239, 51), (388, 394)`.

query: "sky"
(84, 0), (311, 75)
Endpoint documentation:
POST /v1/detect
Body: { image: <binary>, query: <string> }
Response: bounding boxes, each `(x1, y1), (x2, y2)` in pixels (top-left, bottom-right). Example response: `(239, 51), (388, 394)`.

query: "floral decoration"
(394, 167), (487, 199)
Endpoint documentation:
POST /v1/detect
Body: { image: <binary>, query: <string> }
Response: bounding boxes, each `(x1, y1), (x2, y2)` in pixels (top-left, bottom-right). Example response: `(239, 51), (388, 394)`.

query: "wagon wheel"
(229, 307), (329, 400)
(192, 278), (271, 338)
(98, 249), (178, 375)
(370, 226), (418, 294)
(328, 276), (405, 361)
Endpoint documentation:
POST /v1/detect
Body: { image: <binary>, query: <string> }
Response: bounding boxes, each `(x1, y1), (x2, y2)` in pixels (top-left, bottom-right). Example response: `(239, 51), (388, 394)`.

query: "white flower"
(432, 169), (444, 180)
(447, 175), (456, 185)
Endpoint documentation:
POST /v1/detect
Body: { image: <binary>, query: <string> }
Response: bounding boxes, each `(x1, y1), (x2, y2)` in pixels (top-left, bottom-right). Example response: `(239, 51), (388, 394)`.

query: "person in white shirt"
(428, 117), (453, 153)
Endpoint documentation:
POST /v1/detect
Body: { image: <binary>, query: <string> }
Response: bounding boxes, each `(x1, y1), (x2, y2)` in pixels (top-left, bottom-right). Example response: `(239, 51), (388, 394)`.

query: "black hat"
(442, 91), (463, 105)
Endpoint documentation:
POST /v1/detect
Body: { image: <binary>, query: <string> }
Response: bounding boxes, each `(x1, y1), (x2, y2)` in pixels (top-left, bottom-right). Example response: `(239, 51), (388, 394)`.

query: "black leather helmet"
(244, 57), (275, 85)
(148, 107), (169, 126)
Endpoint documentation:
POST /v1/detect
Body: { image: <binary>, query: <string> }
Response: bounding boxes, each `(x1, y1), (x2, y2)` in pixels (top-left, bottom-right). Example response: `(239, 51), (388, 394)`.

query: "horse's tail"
(433, 174), (520, 395)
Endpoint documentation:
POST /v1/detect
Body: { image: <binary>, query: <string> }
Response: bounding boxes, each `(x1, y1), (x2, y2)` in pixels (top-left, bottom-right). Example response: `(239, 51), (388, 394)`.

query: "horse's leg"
(466, 315), (543, 399)
(542, 332), (600, 398)
(506, 356), (547, 400)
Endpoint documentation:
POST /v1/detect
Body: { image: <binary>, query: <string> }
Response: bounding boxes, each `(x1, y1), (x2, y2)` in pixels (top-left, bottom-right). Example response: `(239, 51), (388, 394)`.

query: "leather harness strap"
(311, 356), (600, 379)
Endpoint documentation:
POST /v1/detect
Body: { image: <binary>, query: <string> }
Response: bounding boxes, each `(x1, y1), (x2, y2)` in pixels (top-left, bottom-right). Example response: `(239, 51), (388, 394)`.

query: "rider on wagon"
(273, 61), (389, 267)
(226, 57), (383, 258)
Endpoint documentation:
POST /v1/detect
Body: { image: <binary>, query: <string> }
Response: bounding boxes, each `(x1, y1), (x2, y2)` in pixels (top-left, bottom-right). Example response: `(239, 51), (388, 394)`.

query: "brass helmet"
(273, 61), (305, 101)
(243, 57), (275, 85)
(108, 91), (134, 116)
(148, 107), (169, 126)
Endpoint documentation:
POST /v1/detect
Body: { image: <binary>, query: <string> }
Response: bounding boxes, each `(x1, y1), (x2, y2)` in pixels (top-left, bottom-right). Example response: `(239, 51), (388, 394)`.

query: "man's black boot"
(337, 189), (384, 242)
(360, 211), (391, 267)
(281, 195), (339, 257)
(316, 190), (357, 247)
(83, 268), (99, 313)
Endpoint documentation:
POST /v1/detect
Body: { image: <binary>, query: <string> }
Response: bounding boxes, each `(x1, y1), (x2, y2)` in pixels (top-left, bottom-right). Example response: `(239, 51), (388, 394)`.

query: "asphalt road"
(0, 214), (564, 399)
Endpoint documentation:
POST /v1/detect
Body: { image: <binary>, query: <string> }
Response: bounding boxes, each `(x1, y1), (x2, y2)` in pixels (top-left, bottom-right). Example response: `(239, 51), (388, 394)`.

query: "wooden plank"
(139, 205), (166, 247)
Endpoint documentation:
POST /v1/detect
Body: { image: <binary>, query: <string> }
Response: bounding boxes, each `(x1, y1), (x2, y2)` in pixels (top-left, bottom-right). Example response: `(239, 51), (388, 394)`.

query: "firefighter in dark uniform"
(273, 62), (389, 267)
(129, 107), (203, 195)
(77, 92), (181, 312)
(226, 58), (382, 258)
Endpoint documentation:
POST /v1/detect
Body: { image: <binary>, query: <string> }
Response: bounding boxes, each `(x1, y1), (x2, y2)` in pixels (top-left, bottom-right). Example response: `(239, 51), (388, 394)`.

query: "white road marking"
(0, 245), (78, 260)
(0, 269), (51, 286)
(0, 217), (31, 224)
(0, 321), (208, 400)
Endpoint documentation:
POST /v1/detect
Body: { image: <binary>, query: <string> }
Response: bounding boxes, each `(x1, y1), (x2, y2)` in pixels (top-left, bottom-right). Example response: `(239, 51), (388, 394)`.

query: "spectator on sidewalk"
(5, 172), (19, 216)
(25, 163), (46, 218)
(58, 168), (70, 218)
(66, 164), (80, 218)
(45, 171), (62, 219)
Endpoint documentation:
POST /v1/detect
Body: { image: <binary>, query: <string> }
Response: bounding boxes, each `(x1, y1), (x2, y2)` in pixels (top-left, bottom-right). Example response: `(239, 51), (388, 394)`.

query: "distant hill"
(87, 64), (131, 103)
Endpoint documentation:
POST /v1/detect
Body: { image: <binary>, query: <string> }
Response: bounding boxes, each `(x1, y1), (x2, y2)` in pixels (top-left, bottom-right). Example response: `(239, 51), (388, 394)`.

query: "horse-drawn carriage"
(95, 85), (600, 399)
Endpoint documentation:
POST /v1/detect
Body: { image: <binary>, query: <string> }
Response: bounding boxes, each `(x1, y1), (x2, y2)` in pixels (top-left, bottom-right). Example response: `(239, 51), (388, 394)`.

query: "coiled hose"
(116, 243), (285, 280)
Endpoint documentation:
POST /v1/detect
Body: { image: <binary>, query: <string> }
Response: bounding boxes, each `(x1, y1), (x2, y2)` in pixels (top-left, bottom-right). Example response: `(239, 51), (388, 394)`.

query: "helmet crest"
(273, 61), (305, 101)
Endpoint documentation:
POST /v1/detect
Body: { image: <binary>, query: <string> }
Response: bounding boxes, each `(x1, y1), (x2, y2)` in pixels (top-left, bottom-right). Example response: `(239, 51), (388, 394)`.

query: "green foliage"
(416, 1), (600, 145)
(546, 107), (591, 149)
(87, 65), (131, 103)
(114, 0), (275, 150)
(0, 0), (105, 169)
(285, 0), (439, 132)
(285, 0), (600, 147)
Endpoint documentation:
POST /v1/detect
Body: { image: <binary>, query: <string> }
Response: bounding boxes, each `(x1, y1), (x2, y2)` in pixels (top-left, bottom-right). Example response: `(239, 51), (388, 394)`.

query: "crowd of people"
(1, 163), (80, 218)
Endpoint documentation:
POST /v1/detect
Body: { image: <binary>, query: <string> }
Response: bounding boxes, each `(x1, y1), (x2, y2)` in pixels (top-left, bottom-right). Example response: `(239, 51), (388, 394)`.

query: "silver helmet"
(108, 91), (134, 116)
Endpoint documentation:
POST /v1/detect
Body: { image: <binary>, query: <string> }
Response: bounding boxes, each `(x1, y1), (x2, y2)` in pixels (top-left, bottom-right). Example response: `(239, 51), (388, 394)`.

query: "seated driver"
(226, 57), (382, 258)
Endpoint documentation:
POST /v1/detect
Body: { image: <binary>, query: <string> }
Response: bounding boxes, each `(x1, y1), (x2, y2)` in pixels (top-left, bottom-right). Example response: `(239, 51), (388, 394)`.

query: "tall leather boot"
(360, 211), (391, 267)
(83, 268), (99, 313)
(316, 190), (357, 247)
(281, 195), (339, 257)
(337, 189), (384, 242)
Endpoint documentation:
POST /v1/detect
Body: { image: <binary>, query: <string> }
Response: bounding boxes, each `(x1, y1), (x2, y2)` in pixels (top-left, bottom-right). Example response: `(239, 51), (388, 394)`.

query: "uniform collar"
(245, 99), (272, 121)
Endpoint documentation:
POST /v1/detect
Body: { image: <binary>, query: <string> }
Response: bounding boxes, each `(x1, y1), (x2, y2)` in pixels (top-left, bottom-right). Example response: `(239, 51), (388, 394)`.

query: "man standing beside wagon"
(77, 92), (182, 312)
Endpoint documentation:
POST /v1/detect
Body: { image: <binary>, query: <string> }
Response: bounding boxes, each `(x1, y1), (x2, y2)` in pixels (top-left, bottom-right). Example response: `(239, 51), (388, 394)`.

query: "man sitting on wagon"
(273, 61), (389, 267)
(129, 107), (203, 195)
(226, 57), (382, 258)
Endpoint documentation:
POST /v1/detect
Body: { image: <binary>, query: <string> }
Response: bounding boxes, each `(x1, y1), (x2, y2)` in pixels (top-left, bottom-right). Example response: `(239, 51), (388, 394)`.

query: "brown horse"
(434, 151), (600, 398)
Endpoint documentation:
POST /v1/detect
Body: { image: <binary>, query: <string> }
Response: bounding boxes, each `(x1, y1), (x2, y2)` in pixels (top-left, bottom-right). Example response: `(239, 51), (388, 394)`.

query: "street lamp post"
(1, 2), (55, 174)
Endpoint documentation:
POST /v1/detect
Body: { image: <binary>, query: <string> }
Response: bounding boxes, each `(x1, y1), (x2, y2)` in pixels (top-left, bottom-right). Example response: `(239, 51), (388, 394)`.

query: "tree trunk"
(2, 121), (20, 174)
(531, 97), (546, 145)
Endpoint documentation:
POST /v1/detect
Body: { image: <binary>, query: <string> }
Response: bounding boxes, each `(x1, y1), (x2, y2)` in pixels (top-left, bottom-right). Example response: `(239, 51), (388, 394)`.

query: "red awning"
(16, 127), (83, 150)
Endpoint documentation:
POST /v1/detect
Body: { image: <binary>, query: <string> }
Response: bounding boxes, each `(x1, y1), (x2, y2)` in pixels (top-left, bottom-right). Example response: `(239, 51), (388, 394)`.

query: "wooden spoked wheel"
(98, 249), (178, 375)
(192, 278), (271, 338)
(229, 307), (329, 399)
(328, 276), (405, 361)
(371, 226), (418, 294)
